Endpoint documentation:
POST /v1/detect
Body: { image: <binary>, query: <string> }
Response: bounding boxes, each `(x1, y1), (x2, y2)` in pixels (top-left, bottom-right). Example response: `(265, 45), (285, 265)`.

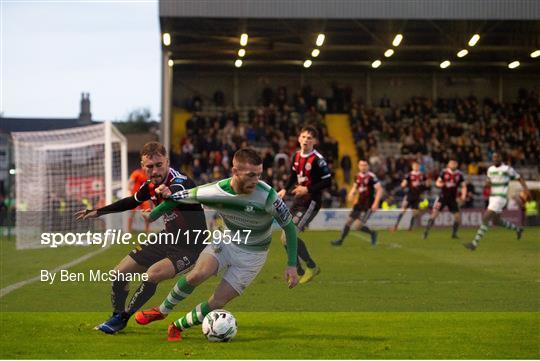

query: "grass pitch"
(1, 228), (539, 359)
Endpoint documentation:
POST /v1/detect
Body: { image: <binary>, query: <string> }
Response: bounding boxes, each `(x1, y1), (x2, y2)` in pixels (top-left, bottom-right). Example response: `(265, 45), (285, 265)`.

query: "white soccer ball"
(202, 309), (237, 342)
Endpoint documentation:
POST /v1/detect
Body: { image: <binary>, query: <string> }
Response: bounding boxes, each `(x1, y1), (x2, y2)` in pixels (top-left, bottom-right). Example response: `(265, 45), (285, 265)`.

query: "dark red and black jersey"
(135, 168), (207, 237)
(405, 171), (427, 198)
(438, 168), (464, 200)
(285, 150), (331, 203)
(355, 171), (379, 204)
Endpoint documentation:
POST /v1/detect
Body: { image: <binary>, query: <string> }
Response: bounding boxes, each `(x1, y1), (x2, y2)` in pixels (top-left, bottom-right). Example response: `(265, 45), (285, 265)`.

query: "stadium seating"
(172, 87), (539, 209)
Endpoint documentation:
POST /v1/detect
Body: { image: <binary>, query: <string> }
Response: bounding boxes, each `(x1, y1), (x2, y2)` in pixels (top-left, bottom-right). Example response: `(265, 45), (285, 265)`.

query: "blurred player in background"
(464, 152), (530, 250)
(391, 161), (430, 232)
(75, 142), (207, 334)
(135, 148), (298, 341)
(277, 126), (331, 284)
(128, 167), (151, 233)
(331, 160), (383, 246)
(422, 158), (466, 240)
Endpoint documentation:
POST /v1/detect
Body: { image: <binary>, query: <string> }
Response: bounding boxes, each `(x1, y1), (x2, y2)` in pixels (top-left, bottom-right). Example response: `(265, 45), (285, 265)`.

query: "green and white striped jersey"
(487, 164), (520, 198)
(165, 178), (293, 251)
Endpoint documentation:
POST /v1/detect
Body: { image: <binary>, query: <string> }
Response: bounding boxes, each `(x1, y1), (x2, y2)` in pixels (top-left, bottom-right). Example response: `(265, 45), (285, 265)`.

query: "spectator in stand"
(341, 155), (352, 184)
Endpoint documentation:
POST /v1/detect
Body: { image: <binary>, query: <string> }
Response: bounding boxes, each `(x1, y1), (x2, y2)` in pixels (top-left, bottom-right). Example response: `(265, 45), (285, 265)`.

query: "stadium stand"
(171, 86), (539, 209)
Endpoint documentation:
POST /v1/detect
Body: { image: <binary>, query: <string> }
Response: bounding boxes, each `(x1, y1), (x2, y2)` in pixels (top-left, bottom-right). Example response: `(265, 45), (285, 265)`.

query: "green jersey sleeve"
(265, 188), (292, 227)
(149, 188), (199, 221)
(266, 189), (297, 266)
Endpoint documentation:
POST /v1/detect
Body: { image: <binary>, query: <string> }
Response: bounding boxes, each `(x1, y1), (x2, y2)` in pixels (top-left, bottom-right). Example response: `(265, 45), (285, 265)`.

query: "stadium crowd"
(173, 86), (539, 208)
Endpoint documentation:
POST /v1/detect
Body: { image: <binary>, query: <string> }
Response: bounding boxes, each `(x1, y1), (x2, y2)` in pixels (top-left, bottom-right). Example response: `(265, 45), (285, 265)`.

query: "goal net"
(12, 122), (128, 249)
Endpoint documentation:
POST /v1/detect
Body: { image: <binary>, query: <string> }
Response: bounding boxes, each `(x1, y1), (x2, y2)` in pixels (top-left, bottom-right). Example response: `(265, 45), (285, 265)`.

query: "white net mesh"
(12, 123), (128, 249)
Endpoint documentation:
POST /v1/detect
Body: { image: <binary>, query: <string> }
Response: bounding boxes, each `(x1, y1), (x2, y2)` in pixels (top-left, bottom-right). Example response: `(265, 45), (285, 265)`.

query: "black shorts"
(350, 202), (373, 222)
(129, 242), (203, 275)
(404, 194), (421, 210)
(434, 196), (459, 213)
(289, 198), (321, 231)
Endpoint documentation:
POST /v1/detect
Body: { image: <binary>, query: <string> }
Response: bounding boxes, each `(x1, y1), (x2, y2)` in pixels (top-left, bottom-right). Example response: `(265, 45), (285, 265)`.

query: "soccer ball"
(202, 309), (237, 342)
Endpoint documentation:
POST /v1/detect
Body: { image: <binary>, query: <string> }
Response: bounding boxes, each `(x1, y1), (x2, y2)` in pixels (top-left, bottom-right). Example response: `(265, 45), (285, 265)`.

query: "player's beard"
(241, 180), (256, 194)
(151, 174), (164, 184)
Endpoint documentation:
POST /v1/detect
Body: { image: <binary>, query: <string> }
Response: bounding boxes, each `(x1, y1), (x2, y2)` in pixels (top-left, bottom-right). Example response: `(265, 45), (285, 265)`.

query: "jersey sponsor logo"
(245, 204), (254, 212)
(172, 177), (186, 184)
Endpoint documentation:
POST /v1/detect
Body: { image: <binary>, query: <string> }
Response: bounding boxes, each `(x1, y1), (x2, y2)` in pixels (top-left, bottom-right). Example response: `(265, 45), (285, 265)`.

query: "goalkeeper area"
(1, 228), (539, 359)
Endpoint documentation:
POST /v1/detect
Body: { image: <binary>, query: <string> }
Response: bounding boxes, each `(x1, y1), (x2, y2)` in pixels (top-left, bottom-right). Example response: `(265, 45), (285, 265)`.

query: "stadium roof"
(0, 118), (95, 133)
(159, 0), (540, 71)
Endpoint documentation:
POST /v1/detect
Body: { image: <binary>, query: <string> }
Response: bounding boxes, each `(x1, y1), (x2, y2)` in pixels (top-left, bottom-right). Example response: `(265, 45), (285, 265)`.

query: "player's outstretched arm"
(148, 199), (177, 221)
(148, 188), (199, 221)
(74, 196), (141, 220)
(74, 209), (98, 220)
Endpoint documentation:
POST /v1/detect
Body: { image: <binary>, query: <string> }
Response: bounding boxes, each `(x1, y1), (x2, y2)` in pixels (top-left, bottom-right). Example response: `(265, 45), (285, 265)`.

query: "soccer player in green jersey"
(464, 152), (531, 250)
(134, 148), (299, 341)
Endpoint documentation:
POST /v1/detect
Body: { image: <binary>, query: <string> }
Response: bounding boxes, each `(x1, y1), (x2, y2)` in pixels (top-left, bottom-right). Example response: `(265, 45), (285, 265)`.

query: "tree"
(114, 108), (153, 133)
(126, 108), (152, 123)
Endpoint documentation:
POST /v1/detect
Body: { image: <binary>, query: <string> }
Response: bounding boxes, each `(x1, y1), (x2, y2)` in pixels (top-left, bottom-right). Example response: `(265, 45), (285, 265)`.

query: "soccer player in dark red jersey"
(332, 160), (383, 246)
(391, 161), (430, 231)
(75, 142), (207, 334)
(277, 126), (332, 284)
(422, 158), (467, 240)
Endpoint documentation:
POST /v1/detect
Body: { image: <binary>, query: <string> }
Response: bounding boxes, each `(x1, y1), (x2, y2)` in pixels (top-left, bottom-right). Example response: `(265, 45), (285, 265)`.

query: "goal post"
(11, 122), (128, 249)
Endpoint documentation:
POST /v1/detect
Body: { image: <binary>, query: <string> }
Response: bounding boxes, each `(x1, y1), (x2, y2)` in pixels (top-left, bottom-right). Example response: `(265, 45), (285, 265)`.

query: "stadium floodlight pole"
(161, 50), (172, 154)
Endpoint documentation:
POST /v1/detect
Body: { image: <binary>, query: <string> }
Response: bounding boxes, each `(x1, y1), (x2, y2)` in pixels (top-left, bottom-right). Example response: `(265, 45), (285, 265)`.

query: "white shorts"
(201, 243), (268, 295)
(487, 196), (507, 213)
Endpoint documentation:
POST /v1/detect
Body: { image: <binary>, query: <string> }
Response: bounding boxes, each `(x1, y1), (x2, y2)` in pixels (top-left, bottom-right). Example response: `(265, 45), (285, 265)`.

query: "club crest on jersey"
(305, 163), (312, 171)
